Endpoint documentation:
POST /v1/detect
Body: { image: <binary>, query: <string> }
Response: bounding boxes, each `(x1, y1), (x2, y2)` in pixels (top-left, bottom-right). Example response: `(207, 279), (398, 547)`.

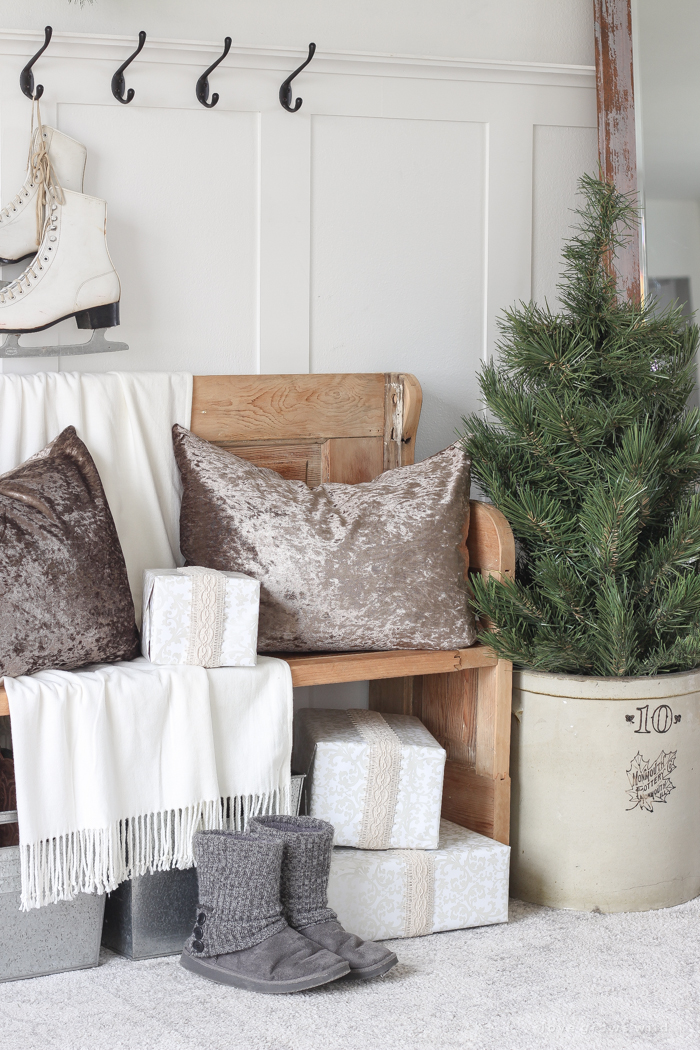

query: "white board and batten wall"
(0, 7), (597, 707)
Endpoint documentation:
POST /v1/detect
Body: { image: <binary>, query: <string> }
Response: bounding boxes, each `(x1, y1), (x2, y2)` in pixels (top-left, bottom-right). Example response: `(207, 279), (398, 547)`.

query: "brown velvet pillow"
(0, 749), (19, 847)
(0, 426), (139, 678)
(173, 425), (477, 653)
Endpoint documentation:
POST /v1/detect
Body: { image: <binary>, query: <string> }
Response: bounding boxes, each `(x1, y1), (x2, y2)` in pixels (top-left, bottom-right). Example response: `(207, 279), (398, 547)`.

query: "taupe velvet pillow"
(0, 426), (139, 678)
(173, 425), (477, 653)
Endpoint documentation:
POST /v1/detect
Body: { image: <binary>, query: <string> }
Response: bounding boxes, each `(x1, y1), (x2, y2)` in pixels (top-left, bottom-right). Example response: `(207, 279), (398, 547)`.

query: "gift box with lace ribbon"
(141, 567), (260, 667)
(292, 708), (446, 849)
(327, 819), (510, 940)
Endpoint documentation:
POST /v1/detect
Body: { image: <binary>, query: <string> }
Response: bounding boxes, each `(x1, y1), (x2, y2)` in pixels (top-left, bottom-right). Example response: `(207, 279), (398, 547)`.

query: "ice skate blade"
(0, 252), (35, 266)
(0, 328), (128, 358)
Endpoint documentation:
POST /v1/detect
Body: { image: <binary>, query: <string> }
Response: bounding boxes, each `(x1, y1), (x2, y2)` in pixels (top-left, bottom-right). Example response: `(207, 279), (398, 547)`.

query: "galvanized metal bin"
(0, 839), (105, 983)
(102, 865), (198, 960)
(103, 775), (305, 960)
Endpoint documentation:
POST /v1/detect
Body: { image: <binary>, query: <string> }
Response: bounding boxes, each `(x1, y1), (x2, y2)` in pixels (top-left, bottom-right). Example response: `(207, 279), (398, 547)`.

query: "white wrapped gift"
(292, 708), (446, 849)
(327, 819), (510, 940)
(141, 567), (260, 667)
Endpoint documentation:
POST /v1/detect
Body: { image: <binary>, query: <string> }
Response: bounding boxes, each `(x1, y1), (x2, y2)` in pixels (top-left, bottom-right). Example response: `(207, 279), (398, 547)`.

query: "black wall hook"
(196, 37), (232, 108)
(20, 26), (52, 100)
(112, 31), (146, 104)
(279, 43), (316, 112)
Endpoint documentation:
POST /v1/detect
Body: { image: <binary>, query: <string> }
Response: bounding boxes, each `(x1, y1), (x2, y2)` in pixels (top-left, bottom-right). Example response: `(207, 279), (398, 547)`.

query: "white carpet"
(1, 897), (699, 1050)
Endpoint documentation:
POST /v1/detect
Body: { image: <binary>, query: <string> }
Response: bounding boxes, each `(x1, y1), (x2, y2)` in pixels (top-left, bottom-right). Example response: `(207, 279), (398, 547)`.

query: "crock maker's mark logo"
(626, 750), (677, 812)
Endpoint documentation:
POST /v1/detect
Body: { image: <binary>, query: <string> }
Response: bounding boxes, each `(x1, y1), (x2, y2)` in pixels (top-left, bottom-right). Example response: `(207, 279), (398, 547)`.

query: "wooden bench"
(0, 372), (515, 844)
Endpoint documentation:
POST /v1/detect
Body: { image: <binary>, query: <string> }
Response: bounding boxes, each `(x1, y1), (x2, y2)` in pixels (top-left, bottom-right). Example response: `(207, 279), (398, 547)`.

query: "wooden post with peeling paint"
(593, 0), (641, 304)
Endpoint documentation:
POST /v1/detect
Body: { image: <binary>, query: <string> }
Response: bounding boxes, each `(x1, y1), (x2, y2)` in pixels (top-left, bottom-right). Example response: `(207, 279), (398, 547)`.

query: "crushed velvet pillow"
(0, 749), (18, 847)
(0, 426), (139, 678)
(173, 425), (477, 653)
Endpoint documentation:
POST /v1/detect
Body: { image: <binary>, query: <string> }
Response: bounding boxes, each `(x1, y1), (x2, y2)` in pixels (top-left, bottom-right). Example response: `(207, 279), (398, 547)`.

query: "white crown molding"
(0, 29), (595, 88)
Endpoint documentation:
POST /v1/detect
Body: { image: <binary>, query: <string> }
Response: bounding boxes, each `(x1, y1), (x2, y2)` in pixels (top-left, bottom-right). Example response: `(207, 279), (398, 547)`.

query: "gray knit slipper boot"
(250, 815), (398, 981)
(179, 830), (350, 994)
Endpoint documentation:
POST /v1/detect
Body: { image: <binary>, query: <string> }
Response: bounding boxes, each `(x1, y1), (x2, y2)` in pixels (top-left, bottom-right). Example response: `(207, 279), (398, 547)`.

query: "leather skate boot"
(251, 815), (398, 981)
(0, 123), (87, 265)
(180, 830), (350, 994)
(0, 188), (120, 334)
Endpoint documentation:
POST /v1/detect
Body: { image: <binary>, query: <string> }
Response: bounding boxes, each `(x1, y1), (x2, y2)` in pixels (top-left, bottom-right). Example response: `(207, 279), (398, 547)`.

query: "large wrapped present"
(327, 819), (510, 940)
(141, 567), (260, 667)
(292, 708), (446, 849)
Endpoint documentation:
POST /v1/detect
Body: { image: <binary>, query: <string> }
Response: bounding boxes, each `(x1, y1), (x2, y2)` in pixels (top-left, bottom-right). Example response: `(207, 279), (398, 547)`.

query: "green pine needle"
(461, 174), (700, 677)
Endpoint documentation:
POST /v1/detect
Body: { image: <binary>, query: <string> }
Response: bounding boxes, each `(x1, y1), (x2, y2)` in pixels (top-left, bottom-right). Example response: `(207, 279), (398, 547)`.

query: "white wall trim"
(0, 29), (595, 88)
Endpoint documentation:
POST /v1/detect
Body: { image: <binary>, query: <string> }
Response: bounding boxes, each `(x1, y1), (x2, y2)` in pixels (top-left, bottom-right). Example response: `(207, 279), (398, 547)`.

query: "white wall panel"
(531, 123), (598, 308)
(6, 1), (595, 68)
(310, 114), (486, 459)
(0, 30), (598, 427)
(54, 104), (259, 375)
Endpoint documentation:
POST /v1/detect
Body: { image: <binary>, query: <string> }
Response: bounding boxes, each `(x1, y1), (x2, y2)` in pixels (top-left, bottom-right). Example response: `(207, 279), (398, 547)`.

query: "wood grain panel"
(322, 437), (384, 483)
(383, 373), (404, 471)
(593, 0), (641, 302)
(420, 669), (478, 766)
(401, 374), (422, 467)
(280, 646), (497, 687)
(214, 441), (325, 486)
(475, 660), (513, 781)
(191, 374), (386, 442)
(441, 761), (511, 845)
(369, 676), (415, 716)
(212, 436), (385, 486)
(467, 501), (515, 580)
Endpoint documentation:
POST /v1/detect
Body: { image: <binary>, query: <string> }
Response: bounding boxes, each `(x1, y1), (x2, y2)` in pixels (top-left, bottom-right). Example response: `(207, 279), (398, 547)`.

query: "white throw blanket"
(5, 658), (293, 910)
(0, 370), (192, 623)
(0, 371), (294, 909)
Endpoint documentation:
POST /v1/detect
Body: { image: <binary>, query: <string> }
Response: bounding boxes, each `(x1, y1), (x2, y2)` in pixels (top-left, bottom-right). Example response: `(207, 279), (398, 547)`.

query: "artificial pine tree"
(461, 174), (700, 677)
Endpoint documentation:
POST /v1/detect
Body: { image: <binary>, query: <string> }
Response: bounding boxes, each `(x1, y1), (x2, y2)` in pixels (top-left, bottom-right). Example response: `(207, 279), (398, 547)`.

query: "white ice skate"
(0, 123), (87, 266)
(0, 188), (127, 359)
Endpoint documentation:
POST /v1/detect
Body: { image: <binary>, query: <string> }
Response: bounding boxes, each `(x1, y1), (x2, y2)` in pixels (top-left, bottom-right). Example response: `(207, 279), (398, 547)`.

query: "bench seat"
(0, 373), (515, 843)
(0, 645), (496, 714)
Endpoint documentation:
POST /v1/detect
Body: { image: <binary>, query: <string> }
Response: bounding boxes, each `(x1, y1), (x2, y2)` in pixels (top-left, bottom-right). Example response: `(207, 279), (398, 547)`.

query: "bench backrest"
(191, 373), (514, 582)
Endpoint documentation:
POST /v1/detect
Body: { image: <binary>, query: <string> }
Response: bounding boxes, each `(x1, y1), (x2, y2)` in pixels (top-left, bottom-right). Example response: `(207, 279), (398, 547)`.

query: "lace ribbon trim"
(348, 709), (402, 849)
(396, 848), (435, 937)
(177, 567), (226, 668)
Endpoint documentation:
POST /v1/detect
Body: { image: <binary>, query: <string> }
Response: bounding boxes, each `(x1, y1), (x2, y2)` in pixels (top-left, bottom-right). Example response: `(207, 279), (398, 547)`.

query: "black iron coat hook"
(196, 37), (232, 108)
(279, 43), (316, 112)
(112, 31), (147, 104)
(20, 26), (52, 100)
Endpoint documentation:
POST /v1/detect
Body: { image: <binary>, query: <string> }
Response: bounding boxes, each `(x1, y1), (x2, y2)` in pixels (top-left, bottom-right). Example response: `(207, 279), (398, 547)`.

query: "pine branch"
(636, 495), (700, 594)
(461, 174), (700, 676)
(590, 577), (637, 676)
(471, 574), (551, 628)
(639, 574), (700, 640)
(580, 476), (646, 577)
(533, 556), (591, 624)
(635, 630), (700, 676)
(494, 485), (580, 555)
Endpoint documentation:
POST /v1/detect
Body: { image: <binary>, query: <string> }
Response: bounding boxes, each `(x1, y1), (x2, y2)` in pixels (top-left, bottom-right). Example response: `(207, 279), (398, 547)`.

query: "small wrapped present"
(141, 567), (260, 667)
(292, 708), (446, 849)
(327, 819), (510, 940)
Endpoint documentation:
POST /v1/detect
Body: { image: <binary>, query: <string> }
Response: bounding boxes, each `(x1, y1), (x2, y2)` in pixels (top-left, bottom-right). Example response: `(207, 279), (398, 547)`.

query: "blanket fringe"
(20, 784), (291, 911)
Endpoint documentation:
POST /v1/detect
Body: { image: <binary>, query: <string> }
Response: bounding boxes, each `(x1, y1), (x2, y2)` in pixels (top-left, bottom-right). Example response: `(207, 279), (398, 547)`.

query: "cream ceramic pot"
(511, 668), (700, 912)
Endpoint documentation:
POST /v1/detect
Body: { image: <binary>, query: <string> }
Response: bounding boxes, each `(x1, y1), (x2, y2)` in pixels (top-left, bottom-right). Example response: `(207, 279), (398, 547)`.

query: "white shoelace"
(0, 100), (64, 242)
(0, 101), (65, 305)
(0, 209), (58, 303)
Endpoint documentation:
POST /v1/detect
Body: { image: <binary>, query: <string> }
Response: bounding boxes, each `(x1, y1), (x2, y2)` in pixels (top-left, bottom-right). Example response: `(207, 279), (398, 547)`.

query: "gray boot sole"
(345, 951), (398, 981)
(180, 949), (350, 994)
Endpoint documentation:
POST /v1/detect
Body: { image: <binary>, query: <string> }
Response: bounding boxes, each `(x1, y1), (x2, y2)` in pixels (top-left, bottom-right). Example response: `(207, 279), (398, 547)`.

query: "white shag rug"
(0, 897), (698, 1050)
